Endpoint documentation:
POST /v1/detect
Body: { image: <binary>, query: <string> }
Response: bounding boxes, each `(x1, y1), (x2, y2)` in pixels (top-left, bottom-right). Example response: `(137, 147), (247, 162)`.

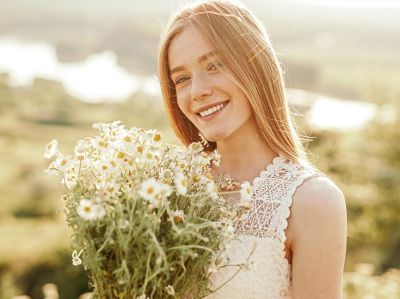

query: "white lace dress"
(207, 156), (321, 299)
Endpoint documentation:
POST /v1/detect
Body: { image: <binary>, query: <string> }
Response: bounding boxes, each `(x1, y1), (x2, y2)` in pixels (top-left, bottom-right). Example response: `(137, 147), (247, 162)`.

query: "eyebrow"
(169, 50), (218, 78)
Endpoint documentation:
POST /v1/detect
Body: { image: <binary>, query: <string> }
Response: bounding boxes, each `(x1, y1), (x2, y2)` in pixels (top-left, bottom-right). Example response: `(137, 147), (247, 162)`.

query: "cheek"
(242, 97), (252, 113)
(176, 95), (193, 121)
(233, 91), (253, 121)
(176, 89), (193, 117)
(242, 101), (253, 120)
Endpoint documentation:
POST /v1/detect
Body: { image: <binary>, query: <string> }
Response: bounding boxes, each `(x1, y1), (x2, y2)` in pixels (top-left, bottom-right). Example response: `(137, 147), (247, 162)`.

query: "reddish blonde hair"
(158, 0), (310, 164)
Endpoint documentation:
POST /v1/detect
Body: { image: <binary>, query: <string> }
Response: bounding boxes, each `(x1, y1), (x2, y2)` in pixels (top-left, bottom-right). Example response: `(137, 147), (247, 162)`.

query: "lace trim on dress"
(235, 155), (317, 243)
(207, 155), (324, 299)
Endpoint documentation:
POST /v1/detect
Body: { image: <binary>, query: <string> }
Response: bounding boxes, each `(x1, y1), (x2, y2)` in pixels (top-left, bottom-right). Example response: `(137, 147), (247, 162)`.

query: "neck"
(211, 118), (278, 184)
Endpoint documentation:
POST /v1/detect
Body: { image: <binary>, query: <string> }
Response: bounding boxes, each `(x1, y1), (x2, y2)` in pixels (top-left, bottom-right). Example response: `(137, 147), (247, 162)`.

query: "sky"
(296, 0), (400, 9)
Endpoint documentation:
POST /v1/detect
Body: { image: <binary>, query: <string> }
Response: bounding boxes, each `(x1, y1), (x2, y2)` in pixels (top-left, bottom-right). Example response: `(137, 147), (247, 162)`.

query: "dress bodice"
(207, 156), (319, 299)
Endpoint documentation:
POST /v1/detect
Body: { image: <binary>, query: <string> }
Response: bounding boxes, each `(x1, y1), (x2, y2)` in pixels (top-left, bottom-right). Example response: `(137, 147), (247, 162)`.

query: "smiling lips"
(196, 101), (229, 118)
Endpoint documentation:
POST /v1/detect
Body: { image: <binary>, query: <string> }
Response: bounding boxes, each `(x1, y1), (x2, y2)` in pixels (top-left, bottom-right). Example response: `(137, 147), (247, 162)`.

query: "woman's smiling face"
(168, 26), (253, 143)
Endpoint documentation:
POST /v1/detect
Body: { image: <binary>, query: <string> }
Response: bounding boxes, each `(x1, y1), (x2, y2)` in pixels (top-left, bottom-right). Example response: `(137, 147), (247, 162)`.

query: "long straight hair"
(158, 0), (311, 164)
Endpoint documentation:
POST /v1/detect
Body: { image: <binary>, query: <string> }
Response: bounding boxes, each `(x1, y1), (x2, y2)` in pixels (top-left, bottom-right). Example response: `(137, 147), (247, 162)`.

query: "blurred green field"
(1, 75), (399, 298)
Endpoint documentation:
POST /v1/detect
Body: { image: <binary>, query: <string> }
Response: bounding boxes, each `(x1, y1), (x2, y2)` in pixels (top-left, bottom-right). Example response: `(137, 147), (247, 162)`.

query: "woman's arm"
(289, 176), (347, 299)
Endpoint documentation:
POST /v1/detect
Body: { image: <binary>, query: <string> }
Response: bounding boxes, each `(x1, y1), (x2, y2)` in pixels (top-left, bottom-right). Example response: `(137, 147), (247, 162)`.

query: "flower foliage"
(44, 121), (248, 299)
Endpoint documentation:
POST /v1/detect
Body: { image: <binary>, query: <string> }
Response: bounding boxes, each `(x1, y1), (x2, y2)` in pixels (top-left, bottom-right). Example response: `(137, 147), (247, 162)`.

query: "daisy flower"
(152, 132), (161, 143)
(96, 179), (120, 199)
(44, 139), (59, 159)
(175, 160), (188, 173)
(198, 131), (209, 146)
(240, 181), (253, 202)
(161, 169), (173, 180)
(92, 120), (124, 137)
(147, 130), (162, 148)
(62, 171), (78, 190)
(92, 136), (110, 150)
(138, 178), (162, 204)
(206, 180), (216, 193)
(72, 249), (83, 266)
(115, 150), (128, 161)
(193, 153), (210, 165)
(134, 144), (145, 156)
(211, 149), (221, 166)
(74, 138), (90, 156)
(144, 129), (162, 145)
(76, 199), (106, 221)
(117, 130), (137, 153)
(175, 172), (188, 195)
(143, 150), (155, 162)
(44, 155), (74, 176)
(188, 142), (203, 154)
(95, 159), (120, 176)
(170, 209), (185, 224)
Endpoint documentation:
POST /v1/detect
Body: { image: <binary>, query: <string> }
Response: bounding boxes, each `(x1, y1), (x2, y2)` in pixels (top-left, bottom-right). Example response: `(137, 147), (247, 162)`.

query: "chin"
(203, 130), (230, 143)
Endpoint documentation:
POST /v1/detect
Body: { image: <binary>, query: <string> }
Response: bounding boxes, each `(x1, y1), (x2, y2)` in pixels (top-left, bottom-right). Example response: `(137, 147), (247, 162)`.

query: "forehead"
(168, 27), (215, 70)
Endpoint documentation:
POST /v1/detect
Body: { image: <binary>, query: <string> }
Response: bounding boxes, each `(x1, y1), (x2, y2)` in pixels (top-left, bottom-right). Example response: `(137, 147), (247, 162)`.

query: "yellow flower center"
(174, 215), (183, 224)
(147, 187), (154, 194)
(99, 140), (108, 148)
(191, 143), (200, 151)
(182, 178), (188, 187)
(153, 134), (161, 142)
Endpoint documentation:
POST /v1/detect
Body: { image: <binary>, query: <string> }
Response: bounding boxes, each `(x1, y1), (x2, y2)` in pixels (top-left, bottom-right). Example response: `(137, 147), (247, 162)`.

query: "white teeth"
(199, 103), (225, 117)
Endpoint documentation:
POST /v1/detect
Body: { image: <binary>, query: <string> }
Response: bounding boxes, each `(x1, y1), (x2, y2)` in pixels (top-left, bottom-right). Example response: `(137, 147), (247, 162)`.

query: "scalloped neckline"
(211, 154), (287, 192)
(250, 154), (286, 189)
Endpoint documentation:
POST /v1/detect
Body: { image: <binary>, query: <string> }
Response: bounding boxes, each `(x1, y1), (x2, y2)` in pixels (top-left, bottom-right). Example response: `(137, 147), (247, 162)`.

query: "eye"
(208, 62), (223, 72)
(174, 76), (190, 85)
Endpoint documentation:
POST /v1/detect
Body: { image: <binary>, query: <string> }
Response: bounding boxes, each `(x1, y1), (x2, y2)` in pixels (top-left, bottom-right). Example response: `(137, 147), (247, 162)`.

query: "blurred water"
(287, 89), (377, 131)
(0, 37), (159, 103)
(0, 36), (377, 130)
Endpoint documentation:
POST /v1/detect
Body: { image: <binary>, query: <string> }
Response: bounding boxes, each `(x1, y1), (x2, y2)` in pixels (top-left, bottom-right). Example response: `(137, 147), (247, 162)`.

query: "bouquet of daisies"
(44, 121), (252, 299)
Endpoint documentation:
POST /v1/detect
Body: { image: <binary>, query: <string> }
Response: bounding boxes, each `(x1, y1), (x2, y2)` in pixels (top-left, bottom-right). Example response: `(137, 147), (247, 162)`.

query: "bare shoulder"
(289, 176), (347, 245)
(293, 176), (346, 218)
(287, 177), (348, 297)
(289, 177), (347, 299)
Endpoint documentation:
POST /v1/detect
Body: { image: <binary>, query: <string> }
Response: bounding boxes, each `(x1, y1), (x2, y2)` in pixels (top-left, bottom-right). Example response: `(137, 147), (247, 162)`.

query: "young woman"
(158, 1), (347, 298)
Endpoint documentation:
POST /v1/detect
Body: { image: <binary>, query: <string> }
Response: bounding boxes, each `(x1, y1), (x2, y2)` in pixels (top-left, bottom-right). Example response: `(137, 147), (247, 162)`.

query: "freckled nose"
(191, 73), (212, 101)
